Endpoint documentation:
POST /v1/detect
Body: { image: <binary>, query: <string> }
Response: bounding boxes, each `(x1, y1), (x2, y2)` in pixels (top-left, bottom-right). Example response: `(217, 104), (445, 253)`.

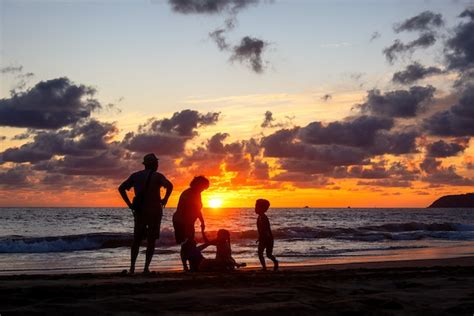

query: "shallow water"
(0, 207), (473, 274)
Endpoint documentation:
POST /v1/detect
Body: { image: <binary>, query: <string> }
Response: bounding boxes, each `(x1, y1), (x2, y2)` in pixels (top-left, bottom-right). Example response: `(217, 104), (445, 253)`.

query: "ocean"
(1, 207), (473, 274)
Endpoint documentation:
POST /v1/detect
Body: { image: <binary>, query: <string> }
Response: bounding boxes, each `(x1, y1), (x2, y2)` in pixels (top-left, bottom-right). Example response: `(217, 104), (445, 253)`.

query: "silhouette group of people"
(118, 153), (278, 274)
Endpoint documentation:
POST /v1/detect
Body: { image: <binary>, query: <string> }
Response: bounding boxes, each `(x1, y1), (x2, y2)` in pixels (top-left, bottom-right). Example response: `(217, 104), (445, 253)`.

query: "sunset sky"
(0, 0), (473, 208)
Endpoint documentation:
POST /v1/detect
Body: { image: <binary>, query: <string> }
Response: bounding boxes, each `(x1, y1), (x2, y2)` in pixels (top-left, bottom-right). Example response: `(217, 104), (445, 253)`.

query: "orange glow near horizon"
(208, 198), (223, 208)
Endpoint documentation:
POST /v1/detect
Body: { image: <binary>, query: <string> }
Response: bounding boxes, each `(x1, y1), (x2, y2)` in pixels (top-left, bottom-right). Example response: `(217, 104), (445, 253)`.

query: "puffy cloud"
(426, 139), (468, 157)
(371, 130), (419, 155)
(1, 119), (119, 164)
(260, 110), (284, 128)
(262, 114), (419, 178)
(261, 111), (275, 128)
(299, 115), (394, 147)
(358, 86), (435, 118)
(420, 157), (441, 174)
(394, 11), (444, 33)
(383, 33), (437, 63)
(392, 62), (443, 85)
(424, 85), (474, 136)
(34, 146), (131, 179)
(230, 36), (268, 73)
(423, 165), (474, 186)
(169, 0), (270, 74)
(123, 110), (219, 156)
(445, 9), (474, 70)
(357, 179), (412, 187)
(168, 0), (258, 15)
(251, 159), (269, 180)
(0, 166), (31, 187)
(0, 78), (100, 129)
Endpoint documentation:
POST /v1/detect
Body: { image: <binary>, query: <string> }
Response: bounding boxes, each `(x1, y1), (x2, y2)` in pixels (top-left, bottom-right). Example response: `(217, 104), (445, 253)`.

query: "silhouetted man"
(118, 153), (173, 274)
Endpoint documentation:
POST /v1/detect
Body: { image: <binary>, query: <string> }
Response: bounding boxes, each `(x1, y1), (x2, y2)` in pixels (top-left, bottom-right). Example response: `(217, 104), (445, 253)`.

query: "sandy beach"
(1, 256), (473, 315)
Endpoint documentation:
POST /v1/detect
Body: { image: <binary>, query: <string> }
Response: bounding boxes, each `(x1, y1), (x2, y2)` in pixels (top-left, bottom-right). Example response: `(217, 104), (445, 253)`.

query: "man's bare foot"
(273, 261), (279, 271)
(121, 269), (135, 275)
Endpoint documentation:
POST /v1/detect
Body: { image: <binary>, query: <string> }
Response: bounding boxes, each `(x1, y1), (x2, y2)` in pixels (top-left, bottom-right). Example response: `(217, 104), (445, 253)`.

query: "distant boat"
(304, 206), (309, 208)
(347, 206), (351, 209)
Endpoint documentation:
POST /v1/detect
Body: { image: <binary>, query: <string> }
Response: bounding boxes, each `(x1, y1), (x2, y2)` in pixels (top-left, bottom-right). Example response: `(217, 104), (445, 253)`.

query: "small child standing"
(255, 199), (279, 271)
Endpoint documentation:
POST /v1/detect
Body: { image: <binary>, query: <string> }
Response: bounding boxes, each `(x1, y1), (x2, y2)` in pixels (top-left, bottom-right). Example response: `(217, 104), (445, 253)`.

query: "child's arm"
(262, 216), (273, 240)
(197, 239), (217, 251)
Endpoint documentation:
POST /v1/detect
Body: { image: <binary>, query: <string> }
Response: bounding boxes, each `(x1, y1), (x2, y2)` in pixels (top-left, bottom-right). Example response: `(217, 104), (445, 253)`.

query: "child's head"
(255, 199), (270, 214)
(216, 229), (230, 243)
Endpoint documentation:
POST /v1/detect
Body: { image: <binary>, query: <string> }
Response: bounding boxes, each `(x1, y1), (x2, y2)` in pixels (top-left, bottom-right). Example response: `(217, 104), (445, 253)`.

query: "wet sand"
(1, 256), (473, 315)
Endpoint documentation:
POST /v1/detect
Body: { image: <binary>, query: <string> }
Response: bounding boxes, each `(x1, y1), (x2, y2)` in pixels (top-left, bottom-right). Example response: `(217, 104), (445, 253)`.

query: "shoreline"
(2, 241), (473, 276)
(1, 256), (473, 314)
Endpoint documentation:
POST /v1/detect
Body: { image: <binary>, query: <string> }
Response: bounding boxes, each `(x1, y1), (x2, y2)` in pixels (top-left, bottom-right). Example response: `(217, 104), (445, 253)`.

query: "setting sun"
(208, 198), (223, 208)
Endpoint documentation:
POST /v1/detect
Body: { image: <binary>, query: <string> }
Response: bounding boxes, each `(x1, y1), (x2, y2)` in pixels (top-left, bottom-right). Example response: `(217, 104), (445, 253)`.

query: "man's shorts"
(134, 209), (162, 240)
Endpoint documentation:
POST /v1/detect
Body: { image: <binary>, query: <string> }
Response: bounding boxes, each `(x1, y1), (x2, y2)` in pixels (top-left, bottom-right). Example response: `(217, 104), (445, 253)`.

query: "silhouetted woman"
(173, 176), (210, 271)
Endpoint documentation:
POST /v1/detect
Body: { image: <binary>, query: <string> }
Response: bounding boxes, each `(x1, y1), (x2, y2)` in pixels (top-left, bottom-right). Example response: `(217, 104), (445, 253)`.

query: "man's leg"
(144, 236), (156, 273)
(130, 237), (141, 274)
(130, 216), (144, 274)
(143, 213), (161, 273)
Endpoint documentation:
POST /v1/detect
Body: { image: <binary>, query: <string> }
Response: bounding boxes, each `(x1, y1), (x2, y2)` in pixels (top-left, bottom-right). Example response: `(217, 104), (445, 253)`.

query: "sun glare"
(208, 198), (223, 208)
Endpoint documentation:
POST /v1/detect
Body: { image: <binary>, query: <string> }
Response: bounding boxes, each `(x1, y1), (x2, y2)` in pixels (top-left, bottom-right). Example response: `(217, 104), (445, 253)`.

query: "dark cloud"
(0, 166), (30, 187)
(383, 33), (437, 63)
(271, 172), (330, 186)
(424, 84), (474, 136)
(0, 65), (23, 74)
(321, 94), (332, 102)
(279, 159), (334, 175)
(394, 11), (444, 33)
(371, 130), (419, 155)
(334, 161), (417, 181)
(357, 179), (412, 187)
(260, 110), (284, 128)
(168, 0), (258, 15)
(123, 110), (219, 156)
(0, 136), (6, 142)
(230, 36), (268, 73)
(0, 119), (119, 164)
(209, 29), (230, 50)
(299, 115), (394, 147)
(420, 157), (441, 174)
(260, 128), (301, 158)
(0, 77), (100, 130)
(251, 159), (270, 180)
(262, 131), (370, 167)
(422, 165), (474, 186)
(11, 132), (33, 141)
(261, 111), (274, 128)
(35, 147), (130, 179)
(369, 31), (381, 42)
(420, 158), (474, 187)
(426, 139), (468, 157)
(392, 62), (443, 85)
(207, 132), (230, 154)
(445, 9), (474, 70)
(358, 86), (435, 118)
(262, 114), (419, 178)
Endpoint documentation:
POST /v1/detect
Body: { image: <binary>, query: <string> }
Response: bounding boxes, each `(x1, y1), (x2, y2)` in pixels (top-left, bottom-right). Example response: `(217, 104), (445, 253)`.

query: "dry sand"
(1, 257), (473, 315)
